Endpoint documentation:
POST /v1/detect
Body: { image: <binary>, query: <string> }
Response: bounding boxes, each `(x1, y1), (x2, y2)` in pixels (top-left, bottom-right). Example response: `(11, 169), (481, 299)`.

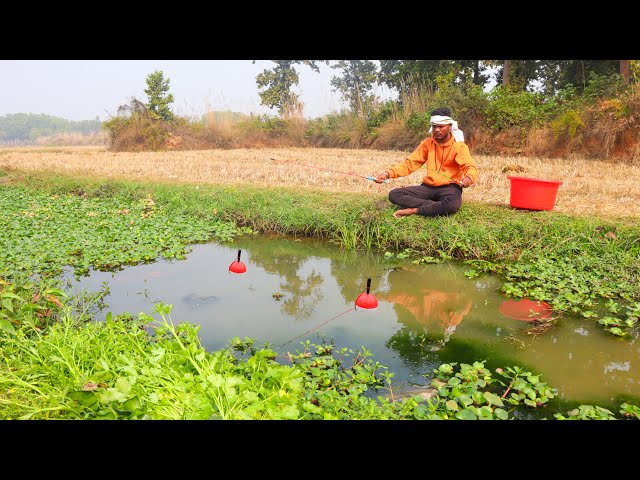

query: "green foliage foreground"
(3, 302), (637, 420)
(1, 172), (639, 419)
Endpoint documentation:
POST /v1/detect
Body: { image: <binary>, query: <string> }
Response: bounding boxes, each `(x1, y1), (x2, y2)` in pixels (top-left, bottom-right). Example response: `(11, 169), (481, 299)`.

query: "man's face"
(432, 123), (452, 142)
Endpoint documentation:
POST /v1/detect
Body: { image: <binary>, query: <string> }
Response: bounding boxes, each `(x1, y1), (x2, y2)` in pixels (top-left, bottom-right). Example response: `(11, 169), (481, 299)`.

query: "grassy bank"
(3, 168), (639, 336)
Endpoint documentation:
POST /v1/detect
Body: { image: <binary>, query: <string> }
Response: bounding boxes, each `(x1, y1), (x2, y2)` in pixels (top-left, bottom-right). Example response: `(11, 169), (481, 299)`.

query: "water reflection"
(383, 267), (473, 349)
(61, 234), (640, 407)
(231, 238), (327, 320)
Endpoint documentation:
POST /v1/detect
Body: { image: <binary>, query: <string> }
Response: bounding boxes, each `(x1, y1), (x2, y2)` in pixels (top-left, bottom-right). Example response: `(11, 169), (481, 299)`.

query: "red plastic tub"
(507, 176), (563, 211)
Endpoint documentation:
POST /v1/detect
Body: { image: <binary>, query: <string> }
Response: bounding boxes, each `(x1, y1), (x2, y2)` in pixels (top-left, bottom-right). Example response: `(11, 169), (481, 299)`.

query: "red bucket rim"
(507, 176), (563, 185)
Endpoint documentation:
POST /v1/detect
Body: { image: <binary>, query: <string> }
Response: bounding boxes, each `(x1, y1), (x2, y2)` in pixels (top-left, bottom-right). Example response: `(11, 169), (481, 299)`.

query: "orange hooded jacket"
(386, 136), (478, 187)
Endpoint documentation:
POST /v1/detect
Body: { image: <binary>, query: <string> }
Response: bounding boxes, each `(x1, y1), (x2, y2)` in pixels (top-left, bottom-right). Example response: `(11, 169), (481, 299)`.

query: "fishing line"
(278, 306), (355, 348)
(270, 157), (386, 183)
(421, 164), (462, 185)
(278, 277), (380, 348)
(433, 169), (463, 185)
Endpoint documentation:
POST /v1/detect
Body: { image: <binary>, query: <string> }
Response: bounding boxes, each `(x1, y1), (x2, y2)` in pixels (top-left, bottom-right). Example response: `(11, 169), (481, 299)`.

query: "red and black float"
(355, 278), (378, 310)
(228, 250), (247, 274)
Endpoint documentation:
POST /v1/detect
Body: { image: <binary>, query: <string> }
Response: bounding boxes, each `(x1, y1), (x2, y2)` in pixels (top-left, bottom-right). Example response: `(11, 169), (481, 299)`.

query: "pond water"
(62, 234), (640, 410)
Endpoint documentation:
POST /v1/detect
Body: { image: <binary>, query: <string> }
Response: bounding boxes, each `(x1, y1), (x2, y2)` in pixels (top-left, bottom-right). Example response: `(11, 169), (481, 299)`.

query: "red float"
(229, 250), (247, 274)
(355, 278), (378, 309)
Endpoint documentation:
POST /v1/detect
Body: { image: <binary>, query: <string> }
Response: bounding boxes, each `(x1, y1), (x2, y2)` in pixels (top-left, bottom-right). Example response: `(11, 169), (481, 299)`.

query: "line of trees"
(0, 113), (102, 143)
(254, 60), (636, 118)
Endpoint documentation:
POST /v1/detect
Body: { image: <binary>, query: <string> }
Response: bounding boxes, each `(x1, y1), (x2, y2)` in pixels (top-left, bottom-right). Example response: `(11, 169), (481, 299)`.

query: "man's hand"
(460, 176), (473, 188)
(373, 172), (389, 184)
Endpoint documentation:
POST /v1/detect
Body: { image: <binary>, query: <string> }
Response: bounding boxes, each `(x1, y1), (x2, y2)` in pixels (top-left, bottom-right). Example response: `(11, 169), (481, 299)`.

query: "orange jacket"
(387, 136), (478, 187)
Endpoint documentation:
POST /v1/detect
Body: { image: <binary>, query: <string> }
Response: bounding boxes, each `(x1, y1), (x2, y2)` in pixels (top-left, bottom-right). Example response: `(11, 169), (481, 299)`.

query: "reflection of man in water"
(385, 268), (472, 349)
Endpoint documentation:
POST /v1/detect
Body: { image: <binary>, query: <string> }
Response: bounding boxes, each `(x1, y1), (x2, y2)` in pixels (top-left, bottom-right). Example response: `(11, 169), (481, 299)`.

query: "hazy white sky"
(0, 60), (395, 122)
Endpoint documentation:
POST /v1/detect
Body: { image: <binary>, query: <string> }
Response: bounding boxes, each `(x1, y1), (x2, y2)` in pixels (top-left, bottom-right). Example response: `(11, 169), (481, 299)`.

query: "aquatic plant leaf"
(456, 409), (477, 420)
(446, 400), (459, 411)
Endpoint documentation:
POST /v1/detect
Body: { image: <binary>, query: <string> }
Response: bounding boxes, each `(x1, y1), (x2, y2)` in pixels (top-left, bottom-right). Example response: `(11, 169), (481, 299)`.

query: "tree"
(503, 60), (512, 86)
(620, 60), (630, 86)
(456, 60), (492, 87)
(144, 70), (174, 121)
(495, 60), (541, 91)
(552, 60), (620, 93)
(255, 61), (322, 117)
(378, 60), (449, 98)
(329, 60), (378, 116)
(377, 60), (491, 102)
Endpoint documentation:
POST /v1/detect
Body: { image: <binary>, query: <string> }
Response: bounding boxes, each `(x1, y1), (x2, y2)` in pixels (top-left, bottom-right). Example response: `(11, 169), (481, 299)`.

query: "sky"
(0, 60), (396, 122)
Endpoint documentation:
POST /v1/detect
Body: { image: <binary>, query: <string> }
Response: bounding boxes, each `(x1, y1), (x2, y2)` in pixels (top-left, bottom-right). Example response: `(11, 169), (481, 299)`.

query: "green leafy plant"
(554, 405), (616, 420)
(0, 276), (67, 336)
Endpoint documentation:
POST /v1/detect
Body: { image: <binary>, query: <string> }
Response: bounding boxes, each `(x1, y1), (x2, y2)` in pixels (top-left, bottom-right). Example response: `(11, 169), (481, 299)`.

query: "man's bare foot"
(393, 208), (418, 218)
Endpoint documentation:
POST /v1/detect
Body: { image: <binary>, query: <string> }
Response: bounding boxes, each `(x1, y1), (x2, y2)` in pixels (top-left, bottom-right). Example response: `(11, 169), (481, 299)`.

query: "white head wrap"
(429, 115), (464, 142)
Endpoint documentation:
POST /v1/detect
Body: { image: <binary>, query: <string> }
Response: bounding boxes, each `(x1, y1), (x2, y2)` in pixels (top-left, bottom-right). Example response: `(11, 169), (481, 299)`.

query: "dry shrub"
(398, 83), (432, 118)
(371, 117), (422, 151)
(233, 120), (279, 148)
(631, 142), (640, 165)
(269, 100), (308, 147)
(304, 113), (373, 149)
(203, 111), (239, 148)
(577, 99), (639, 159)
(547, 88), (640, 160)
(112, 122), (169, 152)
(279, 116), (308, 147)
(162, 126), (224, 150)
(35, 132), (107, 147)
(481, 128), (528, 156)
(162, 112), (242, 150)
(104, 100), (172, 153)
(622, 83), (640, 126)
(331, 114), (374, 149)
(463, 129), (494, 155)
(231, 112), (310, 149)
(523, 126), (556, 157)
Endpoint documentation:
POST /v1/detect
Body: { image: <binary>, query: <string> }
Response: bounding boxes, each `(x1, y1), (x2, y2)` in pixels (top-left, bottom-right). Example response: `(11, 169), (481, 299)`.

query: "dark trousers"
(388, 183), (463, 217)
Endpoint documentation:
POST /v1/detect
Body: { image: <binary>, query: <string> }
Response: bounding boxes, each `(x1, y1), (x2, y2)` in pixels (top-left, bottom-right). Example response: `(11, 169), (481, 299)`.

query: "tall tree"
(144, 70), (175, 121)
(620, 60), (630, 86)
(329, 60), (378, 115)
(456, 60), (491, 87)
(255, 61), (322, 117)
(495, 60), (540, 91)
(503, 60), (512, 86)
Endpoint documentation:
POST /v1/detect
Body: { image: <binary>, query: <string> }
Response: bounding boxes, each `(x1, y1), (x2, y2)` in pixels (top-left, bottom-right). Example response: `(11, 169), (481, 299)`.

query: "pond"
(62, 234), (640, 410)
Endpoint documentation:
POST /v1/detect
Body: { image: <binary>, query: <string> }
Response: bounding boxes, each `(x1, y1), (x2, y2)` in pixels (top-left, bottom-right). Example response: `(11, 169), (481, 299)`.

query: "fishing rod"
(270, 158), (386, 183)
